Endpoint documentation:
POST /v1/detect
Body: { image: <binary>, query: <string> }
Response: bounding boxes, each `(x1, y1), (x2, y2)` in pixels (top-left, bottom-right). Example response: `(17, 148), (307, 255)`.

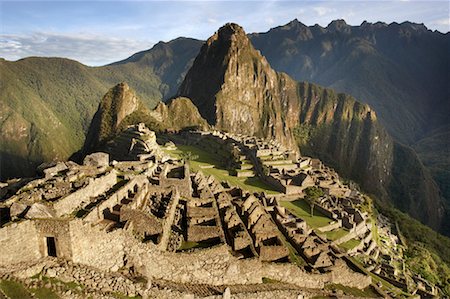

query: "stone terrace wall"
(84, 176), (148, 222)
(0, 221), (40, 266)
(129, 244), (370, 289)
(54, 171), (117, 217)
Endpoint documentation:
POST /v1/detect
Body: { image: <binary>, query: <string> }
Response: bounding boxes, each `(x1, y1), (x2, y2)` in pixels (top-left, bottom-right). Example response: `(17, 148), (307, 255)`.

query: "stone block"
(83, 152), (110, 167)
(10, 202), (28, 218)
(25, 203), (55, 219)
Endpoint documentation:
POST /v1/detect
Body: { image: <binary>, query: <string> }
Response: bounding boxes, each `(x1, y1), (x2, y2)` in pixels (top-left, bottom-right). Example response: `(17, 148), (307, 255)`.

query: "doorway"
(46, 237), (57, 257)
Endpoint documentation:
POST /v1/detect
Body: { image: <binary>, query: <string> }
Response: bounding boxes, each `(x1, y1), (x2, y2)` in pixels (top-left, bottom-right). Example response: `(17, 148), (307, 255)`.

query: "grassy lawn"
(339, 238), (361, 251)
(280, 199), (332, 228)
(0, 280), (33, 299)
(323, 228), (349, 241)
(164, 145), (279, 194)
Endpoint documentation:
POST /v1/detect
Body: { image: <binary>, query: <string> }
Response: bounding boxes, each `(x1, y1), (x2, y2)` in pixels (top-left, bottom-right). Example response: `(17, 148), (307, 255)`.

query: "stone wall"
(129, 244), (371, 289)
(35, 219), (72, 260)
(0, 221), (40, 266)
(1, 218), (371, 290)
(84, 176), (148, 222)
(69, 220), (126, 272)
(160, 165), (192, 198)
(318, 220), (342, 233)
(54, 171), (117, 217)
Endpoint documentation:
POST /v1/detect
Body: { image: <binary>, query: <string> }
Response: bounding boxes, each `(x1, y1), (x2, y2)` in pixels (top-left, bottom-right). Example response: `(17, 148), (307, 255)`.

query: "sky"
(1, 0), (449, 66)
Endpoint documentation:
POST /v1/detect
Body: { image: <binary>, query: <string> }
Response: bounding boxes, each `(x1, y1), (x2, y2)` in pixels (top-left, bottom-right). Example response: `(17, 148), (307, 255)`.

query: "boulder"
(83, 152), (109, 167)
(10, 202), (29, 218)
(43, 162), (68, 178)
(25, 203), (55, 219)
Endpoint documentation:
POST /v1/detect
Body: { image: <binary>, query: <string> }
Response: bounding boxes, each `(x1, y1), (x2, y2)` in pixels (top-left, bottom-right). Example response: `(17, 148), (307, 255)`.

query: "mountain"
(248, 20), (450, 220)
(177, 23), (444, 231)
(248, 19), (449, 144)
(0, 38), (203, 180)
(1, 20), (448, 235)
(81, 82), (207, 154)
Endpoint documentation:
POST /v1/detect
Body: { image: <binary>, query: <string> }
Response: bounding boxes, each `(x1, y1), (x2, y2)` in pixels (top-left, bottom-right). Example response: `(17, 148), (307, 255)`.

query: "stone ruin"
(0, 124), (381, 298)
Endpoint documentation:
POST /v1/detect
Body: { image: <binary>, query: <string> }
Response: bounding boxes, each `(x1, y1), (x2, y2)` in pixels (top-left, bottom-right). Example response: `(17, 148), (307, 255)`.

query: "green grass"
(29, 287), (60, 299)
(280, 199), (332, 228)
(323, 228), (349, 241)
(339, 238), (361, 251)
(40, 276), (84, 295)
(164, 144), (279, 194)
(0, 280), (33, 299)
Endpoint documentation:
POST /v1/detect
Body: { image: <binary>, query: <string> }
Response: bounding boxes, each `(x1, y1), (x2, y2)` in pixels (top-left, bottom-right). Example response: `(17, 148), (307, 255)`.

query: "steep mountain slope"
(81, 82), (207, 155)
(249, 19), (449, 144)
(1, 20), (447, 234)
(0, 38), (202, 180)
(248, 20), (450, 215)
(177, 23), (444, 231)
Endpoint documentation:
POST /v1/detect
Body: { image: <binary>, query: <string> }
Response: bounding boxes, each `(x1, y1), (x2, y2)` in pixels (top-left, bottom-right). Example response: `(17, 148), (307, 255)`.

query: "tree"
(180, 151), (198, 162)
(304, 186), (324, 216)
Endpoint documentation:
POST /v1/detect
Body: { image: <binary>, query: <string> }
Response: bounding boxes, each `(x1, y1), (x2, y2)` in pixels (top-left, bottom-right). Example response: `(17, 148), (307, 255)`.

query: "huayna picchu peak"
(1, 13), (450, 298)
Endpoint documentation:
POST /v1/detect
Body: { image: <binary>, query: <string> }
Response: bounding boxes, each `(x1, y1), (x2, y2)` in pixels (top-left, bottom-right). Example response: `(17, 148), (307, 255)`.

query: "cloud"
(431, 18), (450, 26)
(313, 6), (335, 17)
(0, 32), (153, 66)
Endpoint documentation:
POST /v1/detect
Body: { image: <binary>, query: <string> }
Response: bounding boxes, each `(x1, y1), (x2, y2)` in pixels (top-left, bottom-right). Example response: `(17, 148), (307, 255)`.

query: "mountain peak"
(327, 19), (351, 33)
(207, 22), (248, 47)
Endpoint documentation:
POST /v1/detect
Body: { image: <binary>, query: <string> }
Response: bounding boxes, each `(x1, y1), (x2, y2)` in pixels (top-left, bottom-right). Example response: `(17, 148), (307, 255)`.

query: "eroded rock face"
(82, 82), (140, 154)
(152, 97), (209, 131)
(177, 23), (444, 230)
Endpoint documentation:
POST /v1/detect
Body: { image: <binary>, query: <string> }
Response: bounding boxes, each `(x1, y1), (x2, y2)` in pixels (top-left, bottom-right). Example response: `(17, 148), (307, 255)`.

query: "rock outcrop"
(82, 83), (208, 155)
(82, 83), (141, 153)
(177, 23), (444, 230)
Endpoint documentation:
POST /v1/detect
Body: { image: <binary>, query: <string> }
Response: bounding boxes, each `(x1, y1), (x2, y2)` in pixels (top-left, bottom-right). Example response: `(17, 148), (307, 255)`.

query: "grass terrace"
(163, 144), (279, 194)
(280, 199), (332, 229)
(340, 238), (361, 251)
(323, 228), (349, 241)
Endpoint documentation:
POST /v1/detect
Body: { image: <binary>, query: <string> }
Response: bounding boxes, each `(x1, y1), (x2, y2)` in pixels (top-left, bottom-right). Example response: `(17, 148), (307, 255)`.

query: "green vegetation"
(262, 277), (281, 284)
(304, 186), (324, 216)
(280, 200), (331, 228)
(325, 283), (379, 298)
(112, 292), (142, 299)
(339, 238), (361, 251)
(304, 186), (324, 199)
(323, 228), (348, 241)
(164, 144), (279, 194)
(347, 256), (410, 297)
(179, 151), (199, 162)
(40, 276), (84, 295)
(0, 38), (203, 180)
(293, 124), (313, 145)
(0, 280), (33, 299)
(29, 287), (60, 299)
